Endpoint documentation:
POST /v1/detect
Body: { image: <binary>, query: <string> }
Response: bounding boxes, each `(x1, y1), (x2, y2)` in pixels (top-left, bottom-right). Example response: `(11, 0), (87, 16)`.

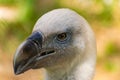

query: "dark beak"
(13, 32), (42, 75)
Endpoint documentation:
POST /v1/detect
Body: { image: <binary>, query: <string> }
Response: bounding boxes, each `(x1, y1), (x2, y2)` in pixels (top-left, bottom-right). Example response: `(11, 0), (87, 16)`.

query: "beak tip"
(15, 71), (21, 75)
(14, 70), (19, 75)
(13, 62), (22, 75)
(13, 66), (19, 75)
(14, 67), (23, 75)
(14, 71), (19, 75)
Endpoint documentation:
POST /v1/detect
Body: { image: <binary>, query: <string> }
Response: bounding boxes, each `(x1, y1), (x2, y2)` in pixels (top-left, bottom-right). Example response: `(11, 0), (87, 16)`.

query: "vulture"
(13, 8), (96, 80)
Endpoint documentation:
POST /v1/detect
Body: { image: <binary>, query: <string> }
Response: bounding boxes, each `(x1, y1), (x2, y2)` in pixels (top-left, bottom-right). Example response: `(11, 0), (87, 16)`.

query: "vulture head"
(13, 9), (96, 80)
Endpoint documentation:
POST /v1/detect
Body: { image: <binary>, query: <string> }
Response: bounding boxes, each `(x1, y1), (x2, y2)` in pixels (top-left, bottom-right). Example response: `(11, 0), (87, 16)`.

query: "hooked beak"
(13, 32), (42, 75)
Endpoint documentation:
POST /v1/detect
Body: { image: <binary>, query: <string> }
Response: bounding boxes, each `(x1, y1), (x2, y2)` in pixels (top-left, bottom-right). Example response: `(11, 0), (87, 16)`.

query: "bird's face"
(13, 9), (86, 75)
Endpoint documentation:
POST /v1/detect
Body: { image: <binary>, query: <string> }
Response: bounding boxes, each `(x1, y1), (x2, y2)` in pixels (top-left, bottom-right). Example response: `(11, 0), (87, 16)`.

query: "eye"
(56, 33), (67, 42)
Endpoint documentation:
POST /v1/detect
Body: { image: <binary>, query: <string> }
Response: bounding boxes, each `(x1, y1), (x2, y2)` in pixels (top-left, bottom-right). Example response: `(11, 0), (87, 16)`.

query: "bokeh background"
(0, 0), (120, 80)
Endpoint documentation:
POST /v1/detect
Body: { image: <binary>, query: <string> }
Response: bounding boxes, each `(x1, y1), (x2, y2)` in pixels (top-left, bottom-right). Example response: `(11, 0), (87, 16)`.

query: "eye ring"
(56, 33), (67, 42)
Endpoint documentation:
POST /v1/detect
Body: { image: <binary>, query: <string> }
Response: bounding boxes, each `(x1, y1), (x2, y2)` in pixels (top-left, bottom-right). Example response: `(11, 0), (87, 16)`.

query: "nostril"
(40, 50), (55, 57)
(40, 52), (46, 56)
(48, 50), (55, 54)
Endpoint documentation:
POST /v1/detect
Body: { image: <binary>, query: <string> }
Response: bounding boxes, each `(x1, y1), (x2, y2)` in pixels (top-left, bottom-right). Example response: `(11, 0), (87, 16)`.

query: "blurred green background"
(0, 0), (120, 80)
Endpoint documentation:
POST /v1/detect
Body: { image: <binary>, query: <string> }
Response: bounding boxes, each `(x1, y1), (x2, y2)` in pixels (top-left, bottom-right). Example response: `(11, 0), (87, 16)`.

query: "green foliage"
(105, 42), (120, 57)
(0, 0), (17, 5)
(98, 7), (113, 25)
(104, 60), (116, 72)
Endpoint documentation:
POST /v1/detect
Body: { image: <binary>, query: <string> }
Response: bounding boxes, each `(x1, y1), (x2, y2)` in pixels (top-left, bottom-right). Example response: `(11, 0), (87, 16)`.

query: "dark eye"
(56, 33), (67, 41)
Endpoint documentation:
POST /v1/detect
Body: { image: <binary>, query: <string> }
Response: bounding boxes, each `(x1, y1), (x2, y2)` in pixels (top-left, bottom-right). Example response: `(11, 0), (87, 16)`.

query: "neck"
(44, 53), (96, 80)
